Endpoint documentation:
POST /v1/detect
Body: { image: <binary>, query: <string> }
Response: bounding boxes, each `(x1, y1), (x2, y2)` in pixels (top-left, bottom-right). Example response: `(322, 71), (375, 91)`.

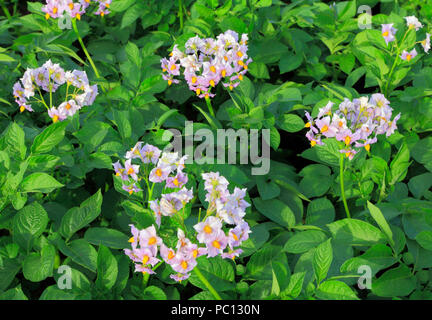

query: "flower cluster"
(305, 94), (400, 160)
(160, 30), (251, 99)
(117, 143), (251, 282)
(42, 0), (111, 20)
(381, 15), (430, 60)
(13, 60), (98, 123)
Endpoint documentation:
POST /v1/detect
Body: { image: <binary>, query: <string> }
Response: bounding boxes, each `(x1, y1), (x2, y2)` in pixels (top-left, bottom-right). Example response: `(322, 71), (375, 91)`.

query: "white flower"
(405, 16), (423, 31)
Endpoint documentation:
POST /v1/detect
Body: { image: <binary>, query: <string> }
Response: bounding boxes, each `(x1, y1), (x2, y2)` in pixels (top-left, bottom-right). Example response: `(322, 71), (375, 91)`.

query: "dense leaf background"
(0, 0), (432, 300)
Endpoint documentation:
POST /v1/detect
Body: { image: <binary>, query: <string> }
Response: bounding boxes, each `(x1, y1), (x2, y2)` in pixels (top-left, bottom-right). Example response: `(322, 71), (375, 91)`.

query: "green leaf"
(253, 198), (296, 228)
(5, 122), (26, 160)
(30, 121), (68, 154)
(84, 228), (129, 249)
(372, 265), (416, 297)
(20, 173), (64, 193)
(59, 190), (103, 240)
(282, 271), (305, 298)
(279, 114), (305, 133)
(340, 243), (397, 276)
(284, 230), (328, 254)
(316, 280), (359, 300)
(367, 201), (395, 247)
(22, 244), (55, 282)
(96, 245), (118, 290)
(142, 286), (167, 300)
(189, 256), (235, 292)
(125, 41), (142, 67)
(327, 218), (386, 246)
(416, 231), (432, 251)
(408, 173), (432, 199)
(389, 142), (410, 185)
(13, 202), (49, 251)
(313, 239), (333, 284)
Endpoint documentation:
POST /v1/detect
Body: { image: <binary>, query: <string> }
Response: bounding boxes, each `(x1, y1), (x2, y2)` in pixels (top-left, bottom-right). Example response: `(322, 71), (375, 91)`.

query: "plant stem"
(72, 18), (106, 92)
(193, 268), (222, 300)
(0, 1), (11, 20)
(339, 154), (351, 219)
(204, 96), (215, 117)
(178, 0), (184, 30)
(384, 29), (410, 97)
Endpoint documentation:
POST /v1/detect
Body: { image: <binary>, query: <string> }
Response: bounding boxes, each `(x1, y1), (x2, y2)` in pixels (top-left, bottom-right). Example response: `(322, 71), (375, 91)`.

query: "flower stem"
(193, 267), (222, 300)
(204, 96), (215, 117)
(72, 18), (106, 92)
(339, 154), (351, 219)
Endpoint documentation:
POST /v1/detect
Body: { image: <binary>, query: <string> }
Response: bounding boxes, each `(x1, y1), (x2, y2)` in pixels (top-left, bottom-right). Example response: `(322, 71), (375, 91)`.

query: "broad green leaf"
(96, 245), (118, 290)
(327, 219), (386, 246)
(84, 228), (129, 249)
(13, 202), (49, 251)
(316, 280), (359, 300)
(372, 265), (416, 297)
(30, 121), (68, 154)
(59, 190), (103, 240)
(313, 239), (333, 284)
(284, 230), (328, 254)
(367, 201), (395, 247)
(253, 198), (296, 228)
(20, 173), (64, 193)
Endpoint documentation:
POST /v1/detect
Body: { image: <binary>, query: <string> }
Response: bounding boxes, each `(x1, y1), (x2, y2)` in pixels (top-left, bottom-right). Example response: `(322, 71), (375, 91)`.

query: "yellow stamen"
(76, 13), (81, 20)
(237, 51), (243, 58)
(101, 11), (105, 17)
(196, 88), (201, 95)
(238, 60), (244, 66)
(243, 64), (248, 70)
(68, 3), (74, 10)
(191, 76), (197, 84)
(45, 13), (50, 20)
(168, 251), (175, 260)
(210, 66), (216, 73)
(128, 237), (134, 243)
(65, 103), (71, 110)
(344, 136), (351, 145)
(305, 122), (311, 128)
(142, 255), (149, 265)
(229, 85), (233, 91)
(382, 31), (389, 37)
(170, 64), (176, 71)
(148, 237), (156, 245)
(224, 56), (228, 62)
(406, 54), (412, 62)
(365, 144), (371, 152)
(192, 250), (198, 258)
(173, 178), (179, 186)
(232, 233), (239, 241)
(162, 68), (167, 72)
(311, 140), (317, 147)
(338, 121), (343, 128)
(168, 80), (172, 86)
(181, 261), (188, 270)
(204, 225), (212, 234)
(321, 125), (329, 133)
(115, 172), (120, 176)
(127, 168), (134, 175)
(53, 7), (58, 14)
(105, 3), (110, 8)
(221, 69), (226, 77)
(128, 190), (133, 195)
(156, 168), (162, 177)
(20, 106), (25, 113)
(238, 74), (243, 81)
(209, 79), (215, 87)
(212, 240), (221, 249)
(53, 115), (59, 123)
